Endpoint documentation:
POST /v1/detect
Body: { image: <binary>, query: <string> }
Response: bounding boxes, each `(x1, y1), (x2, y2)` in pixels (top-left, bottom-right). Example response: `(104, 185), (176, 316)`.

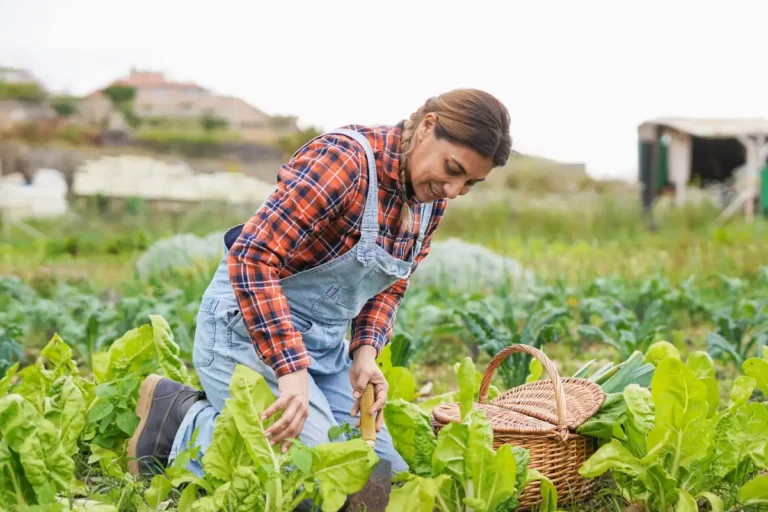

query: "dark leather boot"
(127, 374), (203, 477)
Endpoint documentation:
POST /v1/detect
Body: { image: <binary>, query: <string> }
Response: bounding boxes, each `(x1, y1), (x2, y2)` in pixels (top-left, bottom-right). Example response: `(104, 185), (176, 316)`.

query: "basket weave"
(431, 345), (605, 509)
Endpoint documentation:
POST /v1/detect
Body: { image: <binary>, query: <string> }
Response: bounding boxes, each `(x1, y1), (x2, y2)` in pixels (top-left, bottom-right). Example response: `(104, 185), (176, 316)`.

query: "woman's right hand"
(262, 368), (310, 453)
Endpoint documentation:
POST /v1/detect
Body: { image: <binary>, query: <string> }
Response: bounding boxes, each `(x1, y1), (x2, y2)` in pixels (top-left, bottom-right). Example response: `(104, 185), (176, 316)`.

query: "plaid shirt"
(228, 123), (447, 377)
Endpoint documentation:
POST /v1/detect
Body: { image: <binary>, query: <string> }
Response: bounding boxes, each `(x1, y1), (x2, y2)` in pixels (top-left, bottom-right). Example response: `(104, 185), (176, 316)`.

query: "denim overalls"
(169, 128), (433, 477)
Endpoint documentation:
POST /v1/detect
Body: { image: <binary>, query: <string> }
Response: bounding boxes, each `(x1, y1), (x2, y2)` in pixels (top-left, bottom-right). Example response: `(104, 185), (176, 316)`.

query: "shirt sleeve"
(349, 201), (445, 357)
(228, 135), (363, 377)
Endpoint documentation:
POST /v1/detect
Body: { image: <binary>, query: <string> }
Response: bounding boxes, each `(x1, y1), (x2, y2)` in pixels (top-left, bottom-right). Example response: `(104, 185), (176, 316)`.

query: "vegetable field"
(2, 199), (768, 511)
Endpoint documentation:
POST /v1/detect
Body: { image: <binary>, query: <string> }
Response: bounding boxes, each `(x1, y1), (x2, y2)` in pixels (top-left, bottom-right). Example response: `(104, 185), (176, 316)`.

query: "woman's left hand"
(349, 345), (388, 432)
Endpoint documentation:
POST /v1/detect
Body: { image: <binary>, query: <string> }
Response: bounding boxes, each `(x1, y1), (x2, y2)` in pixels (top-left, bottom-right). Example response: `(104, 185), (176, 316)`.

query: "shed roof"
(639, 117), (768, 138)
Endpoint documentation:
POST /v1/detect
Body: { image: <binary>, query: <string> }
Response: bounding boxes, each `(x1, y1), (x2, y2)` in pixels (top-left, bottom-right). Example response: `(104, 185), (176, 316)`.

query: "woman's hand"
(262, 368), (310, 453)
(349, 345), (388, 432)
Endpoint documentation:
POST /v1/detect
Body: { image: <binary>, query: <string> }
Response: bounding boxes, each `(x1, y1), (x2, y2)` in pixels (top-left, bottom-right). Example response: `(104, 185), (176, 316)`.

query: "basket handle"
(477, 344), (568, 427)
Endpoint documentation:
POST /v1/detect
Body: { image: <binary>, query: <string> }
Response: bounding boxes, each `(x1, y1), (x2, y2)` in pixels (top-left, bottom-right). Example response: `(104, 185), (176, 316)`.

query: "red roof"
(87, 69), (207, 97)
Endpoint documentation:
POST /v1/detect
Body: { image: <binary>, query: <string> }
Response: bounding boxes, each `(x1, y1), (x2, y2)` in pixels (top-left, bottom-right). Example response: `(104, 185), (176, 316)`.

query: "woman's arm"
(349, 202), (445, 357)
(228, 135), (362, 378)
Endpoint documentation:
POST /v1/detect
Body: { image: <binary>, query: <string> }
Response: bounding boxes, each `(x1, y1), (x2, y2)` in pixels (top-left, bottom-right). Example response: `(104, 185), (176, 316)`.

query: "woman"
(127, 88), (512, 479)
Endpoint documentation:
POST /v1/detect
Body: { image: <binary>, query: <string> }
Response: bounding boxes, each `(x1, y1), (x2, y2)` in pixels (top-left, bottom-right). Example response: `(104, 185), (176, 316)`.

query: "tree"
(52, 97), (77, 117)
(200, 113), (229, 132)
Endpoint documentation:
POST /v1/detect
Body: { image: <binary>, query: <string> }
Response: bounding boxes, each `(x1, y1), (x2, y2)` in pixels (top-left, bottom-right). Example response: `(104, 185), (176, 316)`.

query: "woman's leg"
(169, 298), (343, 475)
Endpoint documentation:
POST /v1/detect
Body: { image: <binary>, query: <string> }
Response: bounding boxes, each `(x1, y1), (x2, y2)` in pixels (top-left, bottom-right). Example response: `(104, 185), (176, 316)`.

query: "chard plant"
(383, 358), (557, 511)
(578, 348), (768, 511)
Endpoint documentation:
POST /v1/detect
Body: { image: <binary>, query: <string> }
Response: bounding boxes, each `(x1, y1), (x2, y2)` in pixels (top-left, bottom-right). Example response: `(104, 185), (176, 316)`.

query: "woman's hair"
(397, 89), (512, 228)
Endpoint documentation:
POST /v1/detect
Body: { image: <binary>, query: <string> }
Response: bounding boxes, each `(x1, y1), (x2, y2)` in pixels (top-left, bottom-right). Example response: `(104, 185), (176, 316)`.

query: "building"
(0, 67), (42, 86)
(638, 117), (768, 221)
(79, 69), (299, 142)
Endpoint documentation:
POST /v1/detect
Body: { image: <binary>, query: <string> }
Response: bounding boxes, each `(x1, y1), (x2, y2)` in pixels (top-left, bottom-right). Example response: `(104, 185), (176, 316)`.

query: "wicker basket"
(431, 345), (605, 510)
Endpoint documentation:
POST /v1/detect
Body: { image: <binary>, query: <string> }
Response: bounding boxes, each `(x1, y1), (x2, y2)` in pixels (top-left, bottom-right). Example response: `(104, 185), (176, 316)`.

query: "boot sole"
(127, 374), (164, 477)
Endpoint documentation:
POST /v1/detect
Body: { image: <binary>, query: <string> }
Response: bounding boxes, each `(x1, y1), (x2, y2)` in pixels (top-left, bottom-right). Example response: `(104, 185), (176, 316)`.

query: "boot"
(127, 374), (203, 477)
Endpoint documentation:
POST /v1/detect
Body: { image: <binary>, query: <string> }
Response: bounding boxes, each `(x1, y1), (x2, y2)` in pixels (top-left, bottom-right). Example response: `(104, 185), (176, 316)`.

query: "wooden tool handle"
(360, 383), (376, 446)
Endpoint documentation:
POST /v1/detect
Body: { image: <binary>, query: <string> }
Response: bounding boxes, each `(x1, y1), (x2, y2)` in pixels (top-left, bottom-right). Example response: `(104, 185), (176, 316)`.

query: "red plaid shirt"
(227, 123), (447, 377)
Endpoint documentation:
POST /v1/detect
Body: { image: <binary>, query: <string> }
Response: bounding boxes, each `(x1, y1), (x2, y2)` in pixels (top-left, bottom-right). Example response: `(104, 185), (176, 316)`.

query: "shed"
(638, 117), (768, 221)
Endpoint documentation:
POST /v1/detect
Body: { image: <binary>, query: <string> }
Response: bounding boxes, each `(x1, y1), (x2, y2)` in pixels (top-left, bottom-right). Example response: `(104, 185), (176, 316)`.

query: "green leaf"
(432, 422), (468, 484)
(116, 411), (140, 436)
(483, 444), (520, 511)
(0, 395), (74, 505)
(675, 489), (698, 512)
(687, 351), (719, 417)
(737, 474), (768, 505)
(696, 491), (724, 512)
(645, 340), (680, 366)
(313, 438), (378, 511)
(227, 364), (279, 472)
(464, 409), (494, 508)
(104, 324), (154, 380)
(386, 473), (451, 512)
(88, 400), (114, 424)
(202, 403), (250, 483)
(576, 392), (627, 440)
(149, 314), (190, 384)
(712, 402), (768, 476)
(525, 469), (558, 512)
(743, 357), (768, 396)
(525, 358), (543, 383)
(212, 466), (265, 511)
(145, 474), (172, 508)
(44, 376), (86, 456)
(456, 357), (476, 420)
(579, 439), (645, 479)
(0, 362), (19, 397)
(386, 367), (416, 402)
(645, 358), (711, 474)
(383, 399), (436, 477)
(729, 375), (757, 408)
(623, 384), (654, 458)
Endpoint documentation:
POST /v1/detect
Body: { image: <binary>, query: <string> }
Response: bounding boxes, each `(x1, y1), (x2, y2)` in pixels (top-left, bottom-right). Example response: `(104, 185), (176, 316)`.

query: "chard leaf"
(149, 314), (190, 385)
(579, 439), (645, 479)
(212, 466), (265, 512)
(676, 489), (698, 511)
(576, 392), (627, 440)
(145, 474), (172, 508)
(484, 444), (519, 511)
(227, 364), (279, 472)
(456, 358), (476, 420)
(386, 367), (416, 402)
(624, 384), (654, 458)
(387, 473), (451, 512)
(644, 358), (711, 474)
(0, 362), (18, 397)
(742, 357), (768, 396)
(44, 376), (86, 456)
(737, 474), (768, 505)
(525, 469), (557, 512)
(729, 376), (756, 409)
(464, 409), (494, 507)
(0, 395), (74, 505)
(104, 324), (154, 380)
(712, 402), (768, 476)
(383, 399), (436, 477)
(432, 422), (468, 484)
(202, 403), (250, 483)
(313, 438), (378, 512)
(696, 491), (724, 512)
(686, 351), (719, 417)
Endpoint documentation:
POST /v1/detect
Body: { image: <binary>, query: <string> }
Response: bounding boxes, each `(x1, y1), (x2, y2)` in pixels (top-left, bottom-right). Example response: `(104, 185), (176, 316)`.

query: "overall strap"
(326, 128), (380, 242)
(411, 202), (434, 263)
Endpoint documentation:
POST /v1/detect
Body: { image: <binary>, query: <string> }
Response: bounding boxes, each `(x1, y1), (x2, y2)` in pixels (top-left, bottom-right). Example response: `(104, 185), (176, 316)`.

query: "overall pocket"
(193, 296), (220, 368)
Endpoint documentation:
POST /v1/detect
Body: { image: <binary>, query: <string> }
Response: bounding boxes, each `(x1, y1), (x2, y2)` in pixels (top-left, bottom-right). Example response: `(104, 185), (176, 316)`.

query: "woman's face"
(406, 113), (494, 203)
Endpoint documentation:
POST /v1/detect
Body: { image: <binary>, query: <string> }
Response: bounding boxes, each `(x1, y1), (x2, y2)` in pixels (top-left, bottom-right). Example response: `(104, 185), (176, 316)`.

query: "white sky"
(2, 0), (768, 181)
